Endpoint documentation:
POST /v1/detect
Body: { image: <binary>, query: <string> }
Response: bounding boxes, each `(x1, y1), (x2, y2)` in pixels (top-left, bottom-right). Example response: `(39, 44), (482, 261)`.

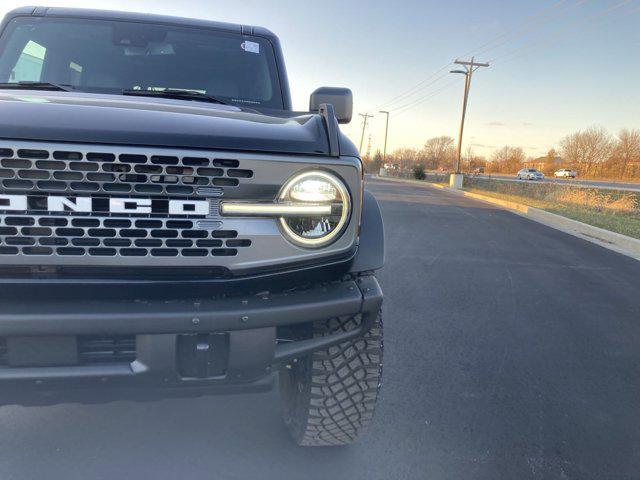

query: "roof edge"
(4, 6), (278, 40)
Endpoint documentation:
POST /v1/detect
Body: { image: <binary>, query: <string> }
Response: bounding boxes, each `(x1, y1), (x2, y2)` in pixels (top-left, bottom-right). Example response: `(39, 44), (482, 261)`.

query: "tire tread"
(280, 311), (383, 446)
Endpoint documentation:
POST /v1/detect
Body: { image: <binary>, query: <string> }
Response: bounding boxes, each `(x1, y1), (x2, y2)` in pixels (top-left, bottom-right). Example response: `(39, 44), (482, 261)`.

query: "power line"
(375, 0), (579, 112)
(369, 0), (623, 149)
(490, 0), (636, 65)
(367, 81), (461, 157)
(392, 78), (462, 118)
(376, 66), (452, 111)
(459, 0), (578, 59)
(467, 0), (589, 60)
(391, 78), (459, 113)
(383, 0), (627, 119)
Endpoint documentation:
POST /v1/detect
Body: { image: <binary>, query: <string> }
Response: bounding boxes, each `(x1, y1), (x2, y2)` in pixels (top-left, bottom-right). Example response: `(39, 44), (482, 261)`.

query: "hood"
(0, 90), (336, 156)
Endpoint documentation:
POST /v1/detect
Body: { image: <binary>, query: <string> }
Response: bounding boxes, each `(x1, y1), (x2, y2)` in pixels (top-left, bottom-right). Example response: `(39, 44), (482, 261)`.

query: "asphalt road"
(474, 173), (640, 192)
(2, 177), (640, 479)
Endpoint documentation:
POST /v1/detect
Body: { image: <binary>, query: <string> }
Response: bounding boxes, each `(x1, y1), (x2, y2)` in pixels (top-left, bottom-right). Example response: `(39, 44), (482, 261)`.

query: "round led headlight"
(278, 171), (351, 248)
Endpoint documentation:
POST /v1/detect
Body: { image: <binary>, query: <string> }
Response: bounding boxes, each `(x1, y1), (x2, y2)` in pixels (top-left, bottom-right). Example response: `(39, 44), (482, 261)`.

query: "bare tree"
(559, 126), (613, 177)
(423, 136), (455, 170)
(390, 148), (422, 171)
(386, 126), (639, 180)
(610, 128), (640, 178)
(489, 146), (526, 173)
(463, 146), (484, 172)
(363, 150), (384, 174)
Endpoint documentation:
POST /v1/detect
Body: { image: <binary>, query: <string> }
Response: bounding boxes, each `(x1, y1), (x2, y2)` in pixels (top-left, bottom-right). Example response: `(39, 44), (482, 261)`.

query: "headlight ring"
(277, 170), (351, 248)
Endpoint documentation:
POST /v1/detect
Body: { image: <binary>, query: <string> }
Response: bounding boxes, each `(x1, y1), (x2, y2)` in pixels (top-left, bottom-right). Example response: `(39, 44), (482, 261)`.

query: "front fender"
(349, 189), (385, 273)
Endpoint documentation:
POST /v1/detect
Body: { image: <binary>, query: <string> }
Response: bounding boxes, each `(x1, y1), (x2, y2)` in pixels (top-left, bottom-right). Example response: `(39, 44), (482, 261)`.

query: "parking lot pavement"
(1, 177), (639, 480)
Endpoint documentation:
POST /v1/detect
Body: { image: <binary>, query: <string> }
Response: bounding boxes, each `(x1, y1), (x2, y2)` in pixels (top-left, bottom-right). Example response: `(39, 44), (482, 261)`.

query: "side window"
(9, 40), (46, 82)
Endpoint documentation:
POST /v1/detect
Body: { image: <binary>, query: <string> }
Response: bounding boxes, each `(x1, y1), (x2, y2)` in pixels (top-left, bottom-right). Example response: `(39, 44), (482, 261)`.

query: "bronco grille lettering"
(0, 194), (209, 216)
(47, 196), (92, 213)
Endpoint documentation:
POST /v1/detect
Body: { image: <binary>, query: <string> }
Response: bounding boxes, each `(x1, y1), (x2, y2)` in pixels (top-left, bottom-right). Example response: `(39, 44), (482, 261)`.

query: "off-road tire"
(279, 311), (383, 446)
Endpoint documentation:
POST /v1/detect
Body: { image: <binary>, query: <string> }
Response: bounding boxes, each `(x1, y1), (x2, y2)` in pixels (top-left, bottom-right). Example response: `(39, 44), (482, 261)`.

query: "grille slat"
(0, 214), (250, 258)
(0, 149), (252, 196)
(78, 335), (136, 365)
(0, 338), (7, 366)
(0, 336), (136, 367)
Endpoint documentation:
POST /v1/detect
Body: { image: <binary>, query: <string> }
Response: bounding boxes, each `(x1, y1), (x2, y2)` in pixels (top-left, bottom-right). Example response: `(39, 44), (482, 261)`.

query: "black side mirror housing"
(309, 87), (353, 124)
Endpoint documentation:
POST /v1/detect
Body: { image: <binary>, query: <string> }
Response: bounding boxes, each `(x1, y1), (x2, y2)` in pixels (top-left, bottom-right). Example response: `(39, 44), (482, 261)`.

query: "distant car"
(517, 168), (545, 180)
(554, 168), (577, 178)
(472, 167), (484, 175)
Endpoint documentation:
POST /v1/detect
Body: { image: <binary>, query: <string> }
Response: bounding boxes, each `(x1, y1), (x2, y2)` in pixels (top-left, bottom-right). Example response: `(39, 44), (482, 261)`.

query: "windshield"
(0, 17), (283, 108)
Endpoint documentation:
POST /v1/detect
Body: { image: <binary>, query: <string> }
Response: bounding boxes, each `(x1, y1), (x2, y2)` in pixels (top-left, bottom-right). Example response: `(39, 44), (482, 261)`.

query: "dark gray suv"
(0, 7), (384, 446)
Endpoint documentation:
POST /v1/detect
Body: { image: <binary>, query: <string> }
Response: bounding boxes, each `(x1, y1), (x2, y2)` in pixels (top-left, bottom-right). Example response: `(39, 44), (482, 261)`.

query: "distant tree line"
(363, 126), (640, 180)
(558, 127), (640, 179)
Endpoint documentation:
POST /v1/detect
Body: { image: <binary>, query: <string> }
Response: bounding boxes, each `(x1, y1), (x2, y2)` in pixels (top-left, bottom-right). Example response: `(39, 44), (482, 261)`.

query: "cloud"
(485, 121), (506, 127)
(521, 122), (534, 127)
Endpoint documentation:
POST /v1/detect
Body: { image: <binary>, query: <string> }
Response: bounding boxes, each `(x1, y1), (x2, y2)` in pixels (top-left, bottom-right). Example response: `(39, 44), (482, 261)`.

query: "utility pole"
(358, 113), (373, 153)
(450, 57), (489, 175)
(379, 110), (390, 164)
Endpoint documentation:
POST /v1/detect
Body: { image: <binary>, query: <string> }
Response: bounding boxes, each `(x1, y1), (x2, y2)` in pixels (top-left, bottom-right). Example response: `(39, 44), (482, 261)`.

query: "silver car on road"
(517, 168), (545, 180)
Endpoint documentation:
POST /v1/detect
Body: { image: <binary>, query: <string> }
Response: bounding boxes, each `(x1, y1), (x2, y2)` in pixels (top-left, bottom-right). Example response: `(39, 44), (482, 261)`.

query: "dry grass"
(553, 189), (638, 213)
(464, 178), (640, 239)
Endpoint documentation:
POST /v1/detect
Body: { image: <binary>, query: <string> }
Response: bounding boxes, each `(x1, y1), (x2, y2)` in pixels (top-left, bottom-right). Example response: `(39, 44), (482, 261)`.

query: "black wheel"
(279, 311), (383, 446)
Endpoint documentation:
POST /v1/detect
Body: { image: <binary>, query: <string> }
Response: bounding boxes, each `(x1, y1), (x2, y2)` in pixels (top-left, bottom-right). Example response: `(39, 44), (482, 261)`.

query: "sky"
(1, 0), (638, 159)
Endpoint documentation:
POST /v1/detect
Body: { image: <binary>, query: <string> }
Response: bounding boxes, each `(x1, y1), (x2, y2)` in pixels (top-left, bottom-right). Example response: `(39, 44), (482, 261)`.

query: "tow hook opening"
(176, 333), (229, 379)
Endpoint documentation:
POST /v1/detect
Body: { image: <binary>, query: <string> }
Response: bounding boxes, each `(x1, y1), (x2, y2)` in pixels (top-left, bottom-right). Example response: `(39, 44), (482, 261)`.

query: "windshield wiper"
(0, 81), (74, 92)
(121, 88), (229, 105)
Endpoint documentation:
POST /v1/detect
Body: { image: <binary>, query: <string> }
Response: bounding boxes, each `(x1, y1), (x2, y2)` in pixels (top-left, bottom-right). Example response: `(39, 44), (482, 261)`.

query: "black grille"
(0, 336), (136, 366)
(78, 335), (137, 365)
(0, 338), (7, 366)
(0, 149), (253, 197)
(0, 214), (251, 258)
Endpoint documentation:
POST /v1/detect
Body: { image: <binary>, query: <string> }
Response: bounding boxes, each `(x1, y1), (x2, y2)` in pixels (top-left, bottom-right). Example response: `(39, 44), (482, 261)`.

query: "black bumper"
(0, 275), (382, 406)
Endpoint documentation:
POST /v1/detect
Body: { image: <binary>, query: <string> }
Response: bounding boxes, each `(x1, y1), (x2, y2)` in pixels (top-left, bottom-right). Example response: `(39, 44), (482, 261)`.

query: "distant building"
(526, 155), (563, 171)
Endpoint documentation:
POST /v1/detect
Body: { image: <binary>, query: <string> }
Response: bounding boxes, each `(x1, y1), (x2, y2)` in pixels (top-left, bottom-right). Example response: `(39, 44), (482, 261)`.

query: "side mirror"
(310, 87), (353, 124)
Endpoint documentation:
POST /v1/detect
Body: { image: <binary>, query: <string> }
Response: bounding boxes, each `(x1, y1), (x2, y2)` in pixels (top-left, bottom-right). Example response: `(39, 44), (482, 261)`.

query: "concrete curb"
(373, 175), (640, 261)
(458, 190), (640, 260)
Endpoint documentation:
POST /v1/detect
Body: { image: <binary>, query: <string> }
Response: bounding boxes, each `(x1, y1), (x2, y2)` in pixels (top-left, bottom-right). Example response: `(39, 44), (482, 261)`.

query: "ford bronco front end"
(0, 7), (384, 446)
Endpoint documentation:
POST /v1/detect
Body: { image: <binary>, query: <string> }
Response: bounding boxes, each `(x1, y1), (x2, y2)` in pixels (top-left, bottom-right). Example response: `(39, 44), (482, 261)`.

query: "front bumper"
(0, 275), (382, 406)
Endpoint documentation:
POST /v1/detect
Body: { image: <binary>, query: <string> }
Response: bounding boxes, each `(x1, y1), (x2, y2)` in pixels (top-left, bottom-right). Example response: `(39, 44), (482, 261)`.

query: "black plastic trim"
(0, 279), (366, 336)
(0, 249), (357, 300)
(0, 275), (382, 406)
(319, 103), (340, 157)
(349, 189), (385, 273)
(273, 275), (382, 363)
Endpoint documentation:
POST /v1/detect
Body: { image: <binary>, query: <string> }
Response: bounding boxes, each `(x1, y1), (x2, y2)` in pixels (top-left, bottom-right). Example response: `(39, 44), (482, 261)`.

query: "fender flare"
(349, 189), (384, 273)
